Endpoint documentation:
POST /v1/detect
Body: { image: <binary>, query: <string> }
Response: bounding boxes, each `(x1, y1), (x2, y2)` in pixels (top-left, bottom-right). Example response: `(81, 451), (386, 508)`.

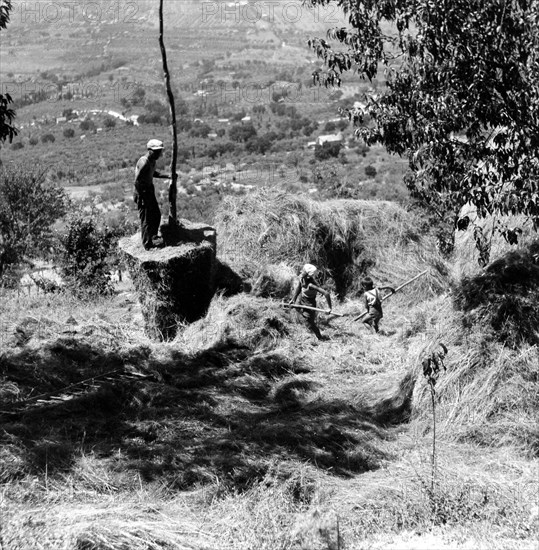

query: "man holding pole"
(360, 277), (395, 334)
(289, 264), (332, 340)
(134, 139), (175, 250)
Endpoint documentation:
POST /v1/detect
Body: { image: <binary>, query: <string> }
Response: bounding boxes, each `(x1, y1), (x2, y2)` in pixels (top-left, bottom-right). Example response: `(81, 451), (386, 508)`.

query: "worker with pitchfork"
(289, 264), (332, 340)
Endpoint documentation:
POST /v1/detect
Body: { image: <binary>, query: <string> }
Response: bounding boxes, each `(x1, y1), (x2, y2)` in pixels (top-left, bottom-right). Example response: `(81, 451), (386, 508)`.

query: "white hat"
(147, 139), (164, 150)
(302, 264), (318, 277)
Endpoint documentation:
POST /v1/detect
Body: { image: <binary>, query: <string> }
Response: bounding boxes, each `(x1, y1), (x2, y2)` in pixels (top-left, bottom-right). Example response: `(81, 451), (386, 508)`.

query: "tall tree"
(308, 0), (539, 260)
(0, 0), (17, 148)
(158, 0), (178, 223)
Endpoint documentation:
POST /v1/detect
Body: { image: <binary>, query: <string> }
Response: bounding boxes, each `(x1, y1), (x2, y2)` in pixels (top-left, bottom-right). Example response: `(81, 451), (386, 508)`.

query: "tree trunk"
(158, 0), (178, 223)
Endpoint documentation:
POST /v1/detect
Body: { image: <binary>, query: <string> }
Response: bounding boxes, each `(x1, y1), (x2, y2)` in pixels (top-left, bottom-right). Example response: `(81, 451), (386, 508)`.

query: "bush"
(365, 165), (377, 178)
(10, 142), (24, 150)
(0, 165), (67, 278)
(189, 122), (212, 138)
(63, 128), (75, 138)
(229, 123), (257, 143)
(60, 212), (115, 296)
(29, 137), (38, 146)
(103, 117), (116, 129)
(79, 119), (96, 132)
(314, 140), (342, 161)
(41, 133), (56, 144)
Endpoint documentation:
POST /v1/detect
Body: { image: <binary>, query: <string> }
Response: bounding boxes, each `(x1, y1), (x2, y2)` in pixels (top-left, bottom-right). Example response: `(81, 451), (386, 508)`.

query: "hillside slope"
(0, 195), (537, 549)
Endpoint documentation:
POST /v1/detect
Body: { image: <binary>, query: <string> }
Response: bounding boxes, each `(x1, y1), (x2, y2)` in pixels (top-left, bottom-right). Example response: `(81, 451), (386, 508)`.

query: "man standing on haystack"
(290, 263), (332, 340)
(134, 139), (174, 250)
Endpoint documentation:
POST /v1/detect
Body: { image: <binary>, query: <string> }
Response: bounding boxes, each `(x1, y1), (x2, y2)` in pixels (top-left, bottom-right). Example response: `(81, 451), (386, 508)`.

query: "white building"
(316, 132), (343, 146)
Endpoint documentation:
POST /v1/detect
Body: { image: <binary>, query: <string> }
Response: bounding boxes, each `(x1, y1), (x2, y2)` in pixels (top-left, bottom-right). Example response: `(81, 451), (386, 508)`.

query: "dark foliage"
(314, 140), (342, 161)
(0, 0), (17, 148)
(0, 165), (67, 278)
(60, 212), (115, 297)
(308, 0), (539, 253)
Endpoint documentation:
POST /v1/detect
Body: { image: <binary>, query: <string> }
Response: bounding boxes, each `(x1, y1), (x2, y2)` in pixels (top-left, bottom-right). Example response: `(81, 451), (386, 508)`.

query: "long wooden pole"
(158, 0), (178, 223)
(282, 302), (344, 317)
(353, 269), (429, 322)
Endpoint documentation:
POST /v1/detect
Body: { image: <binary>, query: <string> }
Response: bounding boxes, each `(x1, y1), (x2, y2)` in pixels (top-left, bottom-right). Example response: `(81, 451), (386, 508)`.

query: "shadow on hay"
(0, 337), (401, 489)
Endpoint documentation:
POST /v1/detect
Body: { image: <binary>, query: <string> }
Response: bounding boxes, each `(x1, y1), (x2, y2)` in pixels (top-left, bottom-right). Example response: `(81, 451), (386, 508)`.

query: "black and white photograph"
(0, 0), (538, 548)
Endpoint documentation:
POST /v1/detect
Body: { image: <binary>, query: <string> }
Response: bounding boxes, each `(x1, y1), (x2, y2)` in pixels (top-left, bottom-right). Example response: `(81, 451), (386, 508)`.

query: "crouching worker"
(290, 264), (332, 340)
(361, 277), (395, 334)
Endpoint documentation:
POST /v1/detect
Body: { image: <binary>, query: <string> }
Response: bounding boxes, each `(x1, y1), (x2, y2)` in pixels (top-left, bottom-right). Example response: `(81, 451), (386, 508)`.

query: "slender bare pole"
(158, 0), (178, 223)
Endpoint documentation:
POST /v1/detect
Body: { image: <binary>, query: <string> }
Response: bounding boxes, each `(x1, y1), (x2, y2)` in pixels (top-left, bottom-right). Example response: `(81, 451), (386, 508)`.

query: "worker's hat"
(302, 264), (318, 277)
(147, 139), (164, 150)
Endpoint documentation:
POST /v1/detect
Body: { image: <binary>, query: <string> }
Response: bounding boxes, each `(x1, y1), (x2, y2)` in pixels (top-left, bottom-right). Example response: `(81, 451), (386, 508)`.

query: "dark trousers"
(296, 296), (323, 340)
(135, 194), (161, 249)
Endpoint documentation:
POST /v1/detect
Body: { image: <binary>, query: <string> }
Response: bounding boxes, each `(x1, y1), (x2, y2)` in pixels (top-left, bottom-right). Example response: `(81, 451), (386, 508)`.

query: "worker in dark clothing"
(290, 264), (332, 340)
(134, 139), (173, 250)
(361, 276), (395, 333)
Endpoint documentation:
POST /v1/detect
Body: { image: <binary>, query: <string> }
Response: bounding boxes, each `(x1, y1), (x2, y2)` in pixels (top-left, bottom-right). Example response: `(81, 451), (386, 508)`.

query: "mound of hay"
(177, 294), (296, 353)
(408, 295), (539, 456)
(120, 222), (218, 341)
(215, 190), (448, 299)
(454, 240), (539, 347)
(251, 263), (296, 299)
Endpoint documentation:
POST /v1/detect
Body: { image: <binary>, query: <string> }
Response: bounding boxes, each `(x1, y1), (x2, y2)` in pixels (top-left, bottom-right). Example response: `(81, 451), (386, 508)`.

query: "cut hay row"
(3, 499), (215, 550)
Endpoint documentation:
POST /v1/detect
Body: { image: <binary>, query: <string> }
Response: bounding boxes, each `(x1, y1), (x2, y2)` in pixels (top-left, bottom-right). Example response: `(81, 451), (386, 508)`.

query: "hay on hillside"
(215, 190), (448, 300)
(408, 295), (539, 457)
(251, 263), (296, 299)
(176, 294), (297, 353)
(454, 240), (539, 347)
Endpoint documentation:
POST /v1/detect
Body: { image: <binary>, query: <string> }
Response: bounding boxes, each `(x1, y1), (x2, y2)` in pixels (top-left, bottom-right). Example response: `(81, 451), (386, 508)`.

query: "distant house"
(56, 117), (67, 124)
(207, 133), (218, 139)
(218, 118), (230, 124)
(306, 141), (317, 149)
(316, 132), (343, 146)
(241, 116), (251, 124)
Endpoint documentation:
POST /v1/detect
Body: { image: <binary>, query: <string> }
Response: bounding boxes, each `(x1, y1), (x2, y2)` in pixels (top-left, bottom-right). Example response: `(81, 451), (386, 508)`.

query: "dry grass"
(2, 444), (536, 550)
(215, 190), (449, 299)
(1, 195), (538, 549)
(0, 288), (146, 351)
(402, 294), (539, 457)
